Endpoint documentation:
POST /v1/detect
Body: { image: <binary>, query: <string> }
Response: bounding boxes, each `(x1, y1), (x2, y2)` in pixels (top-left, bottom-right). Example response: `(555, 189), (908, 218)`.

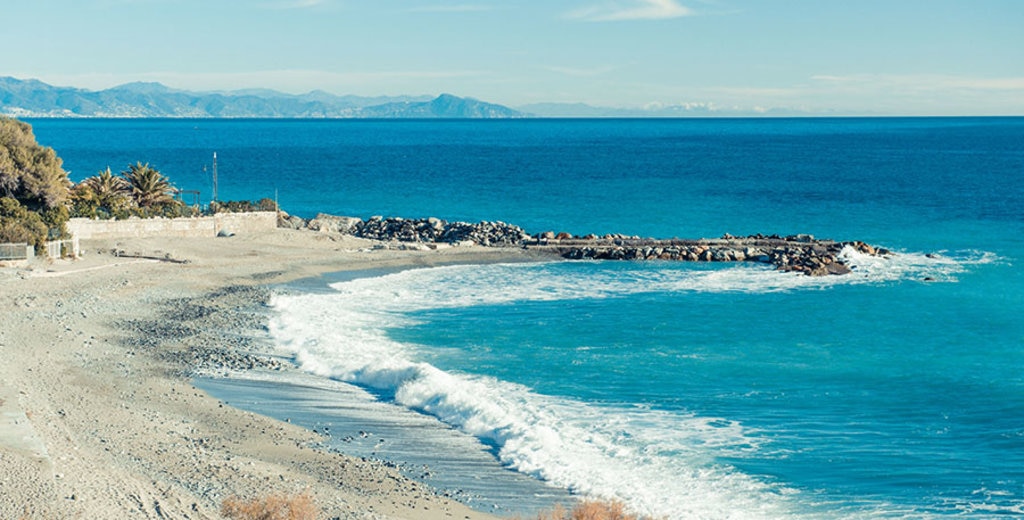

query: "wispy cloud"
(811, 74), (1024, 92)
(567, 0), (693, 22)
(260, 0), (328, 10)
(545, 65), (617, 77)
(403, 4), (495, 13)
(683, 74), (1024, 115)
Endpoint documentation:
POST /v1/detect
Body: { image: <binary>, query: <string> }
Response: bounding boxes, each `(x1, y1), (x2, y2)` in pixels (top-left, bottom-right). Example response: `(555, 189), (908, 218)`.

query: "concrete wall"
(67, 212), (277, 240)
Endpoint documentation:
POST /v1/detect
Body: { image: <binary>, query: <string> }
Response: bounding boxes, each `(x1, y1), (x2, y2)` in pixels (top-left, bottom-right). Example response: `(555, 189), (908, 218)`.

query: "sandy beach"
(0, 228), (549, 519)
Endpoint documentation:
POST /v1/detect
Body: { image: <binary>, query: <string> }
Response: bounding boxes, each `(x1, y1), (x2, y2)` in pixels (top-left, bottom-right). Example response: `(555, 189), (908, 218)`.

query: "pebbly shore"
(0, 231), (526, 520)
(281, 213), (891, 276)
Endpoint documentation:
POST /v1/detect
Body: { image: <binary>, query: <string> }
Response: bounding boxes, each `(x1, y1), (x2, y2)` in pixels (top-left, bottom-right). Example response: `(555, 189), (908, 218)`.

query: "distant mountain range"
(0, 76), (809, 118)
(0, 77), (524, 119)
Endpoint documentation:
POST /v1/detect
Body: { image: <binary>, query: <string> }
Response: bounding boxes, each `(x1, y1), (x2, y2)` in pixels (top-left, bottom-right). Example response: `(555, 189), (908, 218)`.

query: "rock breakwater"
(279, 213), (889, 276)
(281, 213), (531, 246)
(554, 235), (888, 276)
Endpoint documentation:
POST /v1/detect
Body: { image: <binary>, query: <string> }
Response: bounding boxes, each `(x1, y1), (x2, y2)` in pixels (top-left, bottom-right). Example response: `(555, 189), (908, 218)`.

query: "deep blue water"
(30, 118), (1024, 518)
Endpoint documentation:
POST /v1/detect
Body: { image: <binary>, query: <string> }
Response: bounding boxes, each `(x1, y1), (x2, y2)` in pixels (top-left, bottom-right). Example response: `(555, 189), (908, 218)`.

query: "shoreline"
(0, 229), (549, 519)
(193, 373), (572, 517)
(170, 263), (572, 516)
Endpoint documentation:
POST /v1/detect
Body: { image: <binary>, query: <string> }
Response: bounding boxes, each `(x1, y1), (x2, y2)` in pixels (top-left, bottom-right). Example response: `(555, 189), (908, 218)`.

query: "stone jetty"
(549, 234), (887, 276)
(280, 213), (531, 246)
(279, 213), (889, 276)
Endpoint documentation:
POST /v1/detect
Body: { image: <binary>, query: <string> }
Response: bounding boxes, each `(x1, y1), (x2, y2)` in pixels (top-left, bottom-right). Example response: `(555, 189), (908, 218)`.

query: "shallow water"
(265, 250), (1022, 518)
(195, 372), (570, 516)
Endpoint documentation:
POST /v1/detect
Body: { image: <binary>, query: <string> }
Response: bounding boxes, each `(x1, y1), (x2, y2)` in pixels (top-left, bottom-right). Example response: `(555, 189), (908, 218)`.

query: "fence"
(45, 238), (80, 260)
(0, 243), (33, 262)
(0, 240), (79, 263)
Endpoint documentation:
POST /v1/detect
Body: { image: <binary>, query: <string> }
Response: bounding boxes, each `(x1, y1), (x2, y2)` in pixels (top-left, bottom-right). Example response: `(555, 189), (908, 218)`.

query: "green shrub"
(0, 197), (48, 248)
(210, 198), (278, 214)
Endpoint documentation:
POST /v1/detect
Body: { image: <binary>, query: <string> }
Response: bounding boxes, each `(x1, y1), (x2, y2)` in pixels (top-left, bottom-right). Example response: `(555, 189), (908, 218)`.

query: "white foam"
(268, 252), (995, 518)
(836, 246), (998, 284)
(273, 309), (794, 516)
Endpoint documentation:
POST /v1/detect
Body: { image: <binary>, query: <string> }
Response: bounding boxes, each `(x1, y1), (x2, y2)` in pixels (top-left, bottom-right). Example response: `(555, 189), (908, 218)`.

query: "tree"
(0, 116), (70, 211)
(70, 167), (133, 218)
(121, 162), (180, 211)
(0, 116), (71, 244)
(86, 167), (130, 204)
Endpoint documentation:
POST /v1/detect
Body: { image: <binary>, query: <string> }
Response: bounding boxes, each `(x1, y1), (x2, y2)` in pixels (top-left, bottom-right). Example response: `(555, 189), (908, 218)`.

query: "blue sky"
(4, 0), (1023, 114)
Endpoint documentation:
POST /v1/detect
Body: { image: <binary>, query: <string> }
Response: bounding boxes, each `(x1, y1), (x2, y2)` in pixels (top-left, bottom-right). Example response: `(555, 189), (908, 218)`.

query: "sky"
(3, 0), (1023, 115)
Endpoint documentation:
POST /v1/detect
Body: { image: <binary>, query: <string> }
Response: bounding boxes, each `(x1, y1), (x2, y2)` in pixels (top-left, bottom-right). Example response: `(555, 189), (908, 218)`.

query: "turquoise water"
(31, 117), (1024, 518)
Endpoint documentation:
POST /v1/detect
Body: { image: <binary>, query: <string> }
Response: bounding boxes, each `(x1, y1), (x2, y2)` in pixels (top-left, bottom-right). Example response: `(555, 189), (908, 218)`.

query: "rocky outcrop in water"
(279, 213), (889, 276)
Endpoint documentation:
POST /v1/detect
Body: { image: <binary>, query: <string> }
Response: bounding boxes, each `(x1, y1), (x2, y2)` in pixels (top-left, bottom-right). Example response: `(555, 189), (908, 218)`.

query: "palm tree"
(121, 162), (179, 209)
(70, 167), (133, 218)
(83, 167), (130, 208)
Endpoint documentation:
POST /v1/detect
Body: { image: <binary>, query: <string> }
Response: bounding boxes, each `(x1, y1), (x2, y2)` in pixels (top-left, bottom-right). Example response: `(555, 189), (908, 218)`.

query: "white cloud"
(568, 0), (693, 22)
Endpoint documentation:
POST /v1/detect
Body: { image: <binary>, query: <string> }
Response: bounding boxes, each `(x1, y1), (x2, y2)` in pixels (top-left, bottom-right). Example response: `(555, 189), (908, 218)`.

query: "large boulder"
(277, 212), (307, 230)
(308, 214), (362, 234)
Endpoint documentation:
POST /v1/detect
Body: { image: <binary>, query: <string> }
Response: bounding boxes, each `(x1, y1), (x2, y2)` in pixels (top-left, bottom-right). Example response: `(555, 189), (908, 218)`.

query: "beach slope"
(0, 229), (541, 519)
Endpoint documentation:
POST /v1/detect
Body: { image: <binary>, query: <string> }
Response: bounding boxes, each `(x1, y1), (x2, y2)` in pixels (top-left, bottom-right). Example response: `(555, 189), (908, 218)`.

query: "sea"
(29, 117), (1024, 519)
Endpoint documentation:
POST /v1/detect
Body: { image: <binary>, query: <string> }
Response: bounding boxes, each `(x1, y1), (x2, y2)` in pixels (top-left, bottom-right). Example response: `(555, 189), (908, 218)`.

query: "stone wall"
(67, 212), (277, 240)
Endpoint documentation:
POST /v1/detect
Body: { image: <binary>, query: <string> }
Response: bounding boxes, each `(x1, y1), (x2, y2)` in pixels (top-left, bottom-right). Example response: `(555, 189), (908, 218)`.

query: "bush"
(0, 196), (48, 248)
(534, 499), (647, 520)
(210, 198), (278, 214)
(221, 492), (319, 520)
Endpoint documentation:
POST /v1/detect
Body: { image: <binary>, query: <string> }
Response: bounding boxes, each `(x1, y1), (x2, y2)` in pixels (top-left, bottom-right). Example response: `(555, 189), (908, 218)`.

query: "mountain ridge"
(0, 77), (524, 119)
(0, 76), (822, 118)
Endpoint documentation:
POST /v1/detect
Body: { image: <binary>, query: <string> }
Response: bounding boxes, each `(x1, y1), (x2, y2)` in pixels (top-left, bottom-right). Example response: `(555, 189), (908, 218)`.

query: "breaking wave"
(268, 250), (995, 518)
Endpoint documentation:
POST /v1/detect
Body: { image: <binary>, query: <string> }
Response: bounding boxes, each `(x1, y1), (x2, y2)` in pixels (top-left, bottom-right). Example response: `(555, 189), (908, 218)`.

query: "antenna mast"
(212, 152), (218, 203)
